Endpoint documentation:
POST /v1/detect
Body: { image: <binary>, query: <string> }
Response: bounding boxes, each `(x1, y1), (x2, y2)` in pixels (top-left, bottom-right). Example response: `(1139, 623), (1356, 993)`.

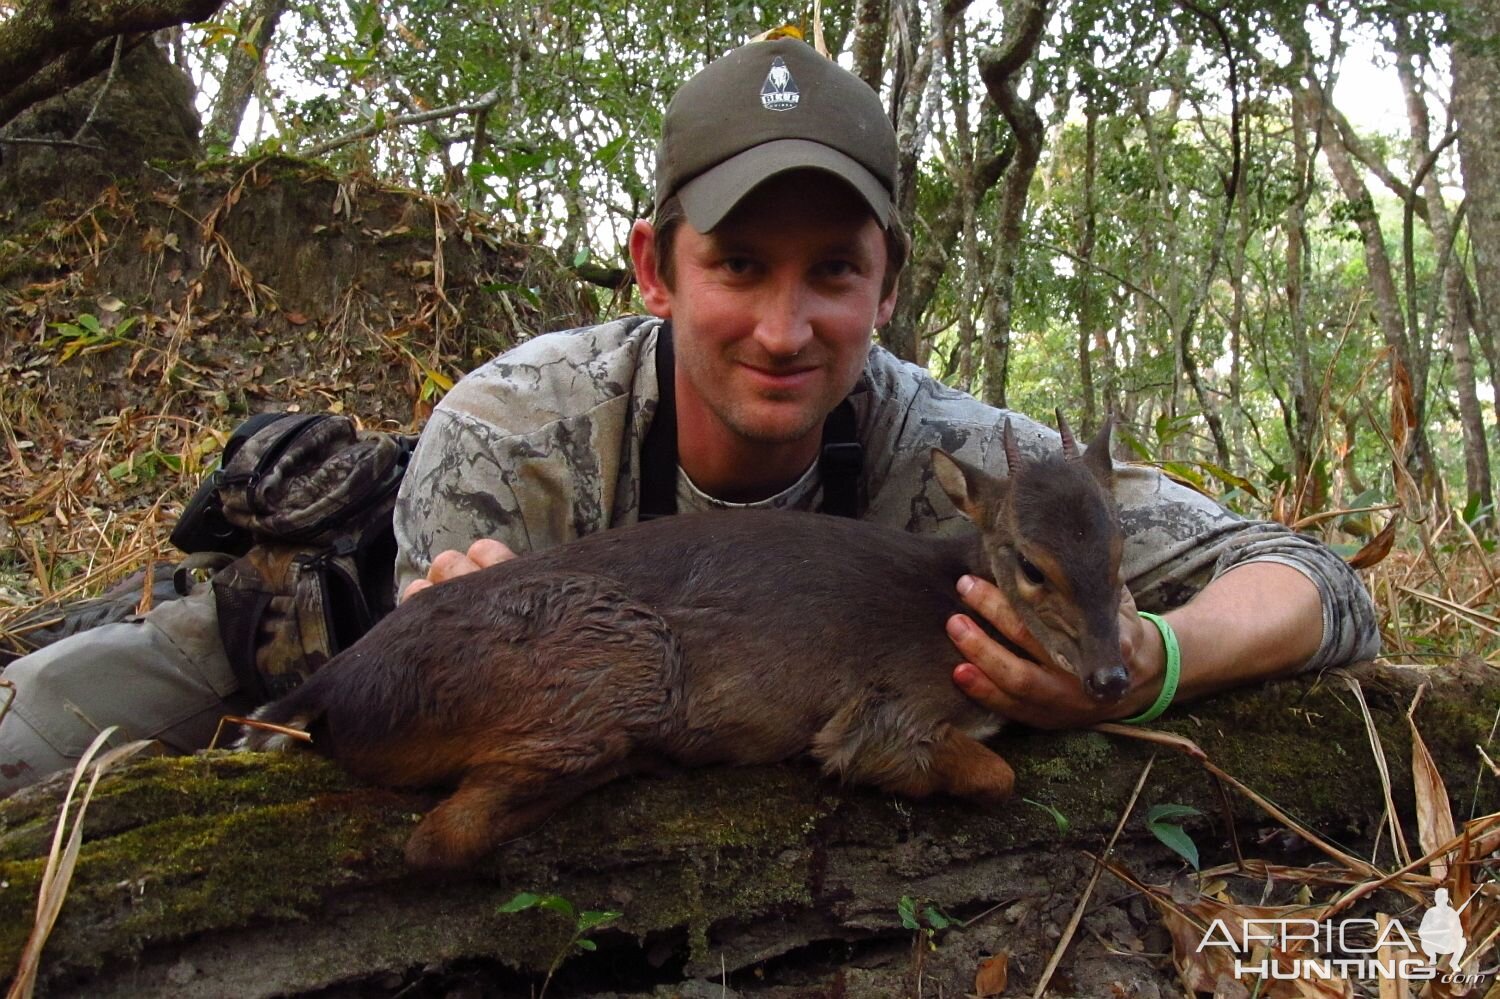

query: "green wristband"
(1122, 611), (1180, 724)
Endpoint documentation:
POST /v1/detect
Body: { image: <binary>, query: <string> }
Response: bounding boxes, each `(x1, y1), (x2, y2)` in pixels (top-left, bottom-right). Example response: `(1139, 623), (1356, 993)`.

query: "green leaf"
(922, 906), (952, 930)
(1022, 798), (1071, 835)
(572, 246), (591, 267)
(1161, 461), (1206, 491)
(1116, 428), (1154, 462)
(536, 894), (576, 920)
(576, 909), (621, 932)
(595, 135), (629, 165)
(1147, 804), (1202, 870)
(496, 891), (542, 914)
(575, 938), (597, 952)
(898, 895), (919, 930)
(1197, 461), (1260, 499)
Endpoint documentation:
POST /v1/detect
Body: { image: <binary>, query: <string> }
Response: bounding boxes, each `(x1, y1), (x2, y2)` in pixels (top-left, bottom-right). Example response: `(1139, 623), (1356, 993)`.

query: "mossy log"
(1, 659), (1497, 997)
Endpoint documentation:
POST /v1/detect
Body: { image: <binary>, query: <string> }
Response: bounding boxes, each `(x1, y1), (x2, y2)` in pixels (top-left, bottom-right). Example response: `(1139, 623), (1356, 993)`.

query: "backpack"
(171, 413), (417, 703)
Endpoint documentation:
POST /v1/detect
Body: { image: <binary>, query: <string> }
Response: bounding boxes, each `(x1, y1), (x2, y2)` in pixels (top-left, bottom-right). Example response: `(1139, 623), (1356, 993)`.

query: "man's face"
(639, 172), (897, 450)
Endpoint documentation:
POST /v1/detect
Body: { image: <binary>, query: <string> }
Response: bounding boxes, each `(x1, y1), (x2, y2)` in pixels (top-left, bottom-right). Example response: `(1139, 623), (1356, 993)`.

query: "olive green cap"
(654, 37), (898, 232)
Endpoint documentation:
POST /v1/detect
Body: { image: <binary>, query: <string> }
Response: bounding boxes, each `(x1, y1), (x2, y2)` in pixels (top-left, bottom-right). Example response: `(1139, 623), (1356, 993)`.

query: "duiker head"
(933, 412), (1128, 702)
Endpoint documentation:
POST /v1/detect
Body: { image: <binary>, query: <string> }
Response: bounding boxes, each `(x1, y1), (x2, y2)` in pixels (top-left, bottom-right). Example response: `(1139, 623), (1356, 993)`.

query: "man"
(393, 37), (1379, 730)
(0, 37), (1376, 796)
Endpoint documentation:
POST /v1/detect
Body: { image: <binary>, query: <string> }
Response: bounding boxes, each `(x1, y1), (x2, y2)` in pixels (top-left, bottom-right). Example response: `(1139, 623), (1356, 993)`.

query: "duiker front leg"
(814, 699), (1015, 805)
(908, 726), (1015, 803)
(852, 726), (1014, 804)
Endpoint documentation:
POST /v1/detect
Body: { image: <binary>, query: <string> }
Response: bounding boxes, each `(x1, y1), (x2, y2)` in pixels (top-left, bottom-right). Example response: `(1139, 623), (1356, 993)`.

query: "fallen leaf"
(285, 311), (309, 326)
(1409, 694), (1457, 882)
(974, 952), (1008, 996)
(1348, 516), (1398, 570)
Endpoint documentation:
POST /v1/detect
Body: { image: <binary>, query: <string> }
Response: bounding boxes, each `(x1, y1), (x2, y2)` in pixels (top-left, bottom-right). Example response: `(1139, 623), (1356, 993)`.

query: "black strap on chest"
(638, 324), (864, 521)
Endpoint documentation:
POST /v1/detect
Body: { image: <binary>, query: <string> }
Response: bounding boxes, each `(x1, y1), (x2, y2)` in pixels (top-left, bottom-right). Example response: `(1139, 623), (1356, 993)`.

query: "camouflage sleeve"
(392, 405), (567, 598)
(1112, 463), (1382, 671)
(391, 320), (656, 599)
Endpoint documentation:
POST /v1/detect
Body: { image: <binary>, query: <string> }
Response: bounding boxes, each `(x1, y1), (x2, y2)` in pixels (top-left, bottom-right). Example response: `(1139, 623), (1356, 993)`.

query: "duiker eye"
(1017, 554), (1045, 586)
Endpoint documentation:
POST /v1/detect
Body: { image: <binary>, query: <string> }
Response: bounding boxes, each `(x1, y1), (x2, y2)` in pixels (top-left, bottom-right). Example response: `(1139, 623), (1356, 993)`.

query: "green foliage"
(497, 891), (623, 993)
(44, 314), (140, 363)
(898, 895), (954, 952)
(1146, 803), (1202, 870)
(108, 450), (183, 485)
(1022, 797), (1072, 835)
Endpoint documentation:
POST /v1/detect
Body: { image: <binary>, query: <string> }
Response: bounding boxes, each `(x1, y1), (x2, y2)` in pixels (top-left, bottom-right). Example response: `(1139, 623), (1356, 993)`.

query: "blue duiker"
(242, 413), (1128, 869)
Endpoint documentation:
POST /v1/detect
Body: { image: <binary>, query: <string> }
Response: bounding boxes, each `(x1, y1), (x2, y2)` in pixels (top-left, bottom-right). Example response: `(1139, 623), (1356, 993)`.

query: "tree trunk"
(1300, 82), (1435, 490)
(1074, 103), (1099, 435)
(886, 104), (1012, 375)
(1284, 68), (1322, 516)
(1398, 31), (1494, 515)
(881, 0), (934, 363)
(1452, 0), (1500, 488)
(850, 0), (889, 92)
(203, 0), (288, 149)
(950, 21), (982, 396)
(974, 0), (1046, 408)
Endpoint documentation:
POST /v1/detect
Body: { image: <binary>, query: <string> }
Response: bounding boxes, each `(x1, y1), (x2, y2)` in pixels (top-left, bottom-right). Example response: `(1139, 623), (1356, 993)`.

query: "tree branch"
(72, 34), (123, 143)
(0, 0), (225, 125)
(297, 87), (504, 160)
(0, 136), (108, 151)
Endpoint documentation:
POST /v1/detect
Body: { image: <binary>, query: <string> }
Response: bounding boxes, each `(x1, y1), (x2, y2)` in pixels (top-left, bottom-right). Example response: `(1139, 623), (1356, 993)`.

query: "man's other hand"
(401, 539), (517, 602)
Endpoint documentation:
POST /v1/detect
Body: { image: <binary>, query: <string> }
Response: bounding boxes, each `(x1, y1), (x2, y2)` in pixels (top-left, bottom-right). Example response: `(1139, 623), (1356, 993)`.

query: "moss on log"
(1, 659), (1497, 996)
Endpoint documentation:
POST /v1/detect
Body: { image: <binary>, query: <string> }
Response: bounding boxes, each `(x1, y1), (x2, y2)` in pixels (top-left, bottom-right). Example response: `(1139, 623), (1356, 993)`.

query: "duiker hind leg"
(404, 764), (619, 869)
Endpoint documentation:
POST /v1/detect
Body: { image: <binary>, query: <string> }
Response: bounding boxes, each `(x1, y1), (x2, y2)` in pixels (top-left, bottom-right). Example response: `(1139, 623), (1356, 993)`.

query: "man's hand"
(945, 575), (1164, 728)
(401, 539), (517, 602)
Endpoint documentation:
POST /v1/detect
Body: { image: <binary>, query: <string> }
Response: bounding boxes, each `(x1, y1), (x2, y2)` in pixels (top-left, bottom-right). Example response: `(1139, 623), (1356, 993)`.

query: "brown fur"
(244, 420), (1125, 869)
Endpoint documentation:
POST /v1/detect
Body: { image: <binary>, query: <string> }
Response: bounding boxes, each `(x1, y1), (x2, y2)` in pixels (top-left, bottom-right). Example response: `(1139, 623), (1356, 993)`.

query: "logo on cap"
(760, 57), (800, 111)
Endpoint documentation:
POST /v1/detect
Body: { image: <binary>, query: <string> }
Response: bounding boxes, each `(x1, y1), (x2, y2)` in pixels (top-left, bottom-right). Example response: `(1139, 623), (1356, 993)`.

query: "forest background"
(0, 0), (1498, 666)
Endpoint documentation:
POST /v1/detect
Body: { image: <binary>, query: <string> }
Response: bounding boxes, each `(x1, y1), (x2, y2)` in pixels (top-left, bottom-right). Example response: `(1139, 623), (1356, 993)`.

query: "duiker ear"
(931, 448), (1000, 523)
(1083, 414), (1115, 488)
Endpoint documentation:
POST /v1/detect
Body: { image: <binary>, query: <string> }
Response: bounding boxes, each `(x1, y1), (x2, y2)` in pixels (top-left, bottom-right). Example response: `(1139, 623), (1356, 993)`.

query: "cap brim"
(677, 139), (895, 233)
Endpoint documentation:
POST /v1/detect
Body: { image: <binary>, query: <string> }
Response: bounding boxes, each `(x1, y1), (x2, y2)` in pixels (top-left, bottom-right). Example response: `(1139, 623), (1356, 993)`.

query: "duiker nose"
(1085, 665), (1130, 703)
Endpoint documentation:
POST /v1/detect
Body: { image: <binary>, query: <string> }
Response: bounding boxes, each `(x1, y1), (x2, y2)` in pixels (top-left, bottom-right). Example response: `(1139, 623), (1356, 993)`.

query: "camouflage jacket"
(394, 316), (1380, 672)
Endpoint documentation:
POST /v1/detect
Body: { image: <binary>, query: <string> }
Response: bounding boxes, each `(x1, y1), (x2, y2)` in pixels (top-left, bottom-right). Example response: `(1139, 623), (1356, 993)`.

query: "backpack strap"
(818, 399), (864, 518)
(639, 324), (678, 521)
(638, 323), (865, 520)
